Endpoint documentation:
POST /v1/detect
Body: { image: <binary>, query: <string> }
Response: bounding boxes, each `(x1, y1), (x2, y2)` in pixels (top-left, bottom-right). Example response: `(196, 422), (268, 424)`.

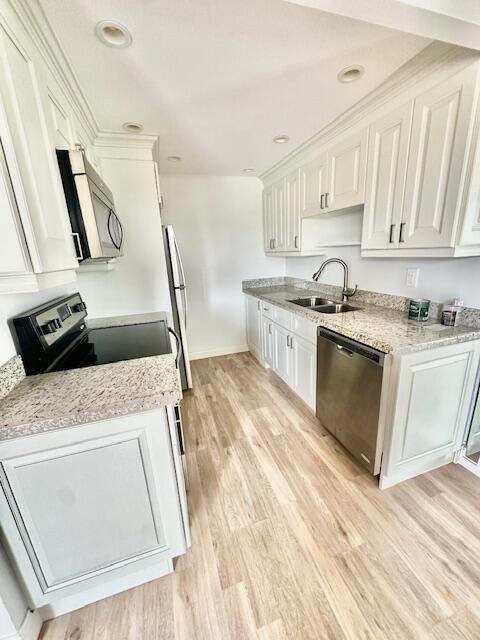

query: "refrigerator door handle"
(174, 236), (187, 287)
(168, 326), (182, 368)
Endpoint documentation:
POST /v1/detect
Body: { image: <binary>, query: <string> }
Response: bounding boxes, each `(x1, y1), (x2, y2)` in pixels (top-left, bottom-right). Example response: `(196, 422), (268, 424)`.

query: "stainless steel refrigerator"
(163, 225), (192, 390)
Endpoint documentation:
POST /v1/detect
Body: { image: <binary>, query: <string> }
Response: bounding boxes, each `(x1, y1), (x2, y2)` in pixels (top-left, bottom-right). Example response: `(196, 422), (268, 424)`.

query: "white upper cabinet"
(300, 153), (328, 217)
(285, 169), (301, 251)
(401, 65), (477, 249)
(362, 102), (414, 250)
(324, 127), (368, 213)
(362, 64), (480, 256)
(263, 184), (275, 253)
(263, 49), (480, 259)
(299, 128), (368, 217)
(0, 23), (78, 292)
(264, 170), (302, 253)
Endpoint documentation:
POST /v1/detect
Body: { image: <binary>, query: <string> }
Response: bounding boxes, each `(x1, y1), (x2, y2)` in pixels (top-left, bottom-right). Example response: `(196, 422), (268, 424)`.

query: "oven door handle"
(168, 327), (182, 368)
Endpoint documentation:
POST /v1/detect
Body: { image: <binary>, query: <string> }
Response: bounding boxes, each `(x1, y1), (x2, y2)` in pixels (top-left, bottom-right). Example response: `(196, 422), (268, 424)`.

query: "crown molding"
(95, 131), (159, 150)
(5, 0), (98, 141)
(260, 41), (480, 182)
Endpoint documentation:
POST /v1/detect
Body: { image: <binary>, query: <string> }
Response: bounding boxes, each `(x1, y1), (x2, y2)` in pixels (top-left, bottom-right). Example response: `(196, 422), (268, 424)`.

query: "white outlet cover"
(406, 268), (419, 288)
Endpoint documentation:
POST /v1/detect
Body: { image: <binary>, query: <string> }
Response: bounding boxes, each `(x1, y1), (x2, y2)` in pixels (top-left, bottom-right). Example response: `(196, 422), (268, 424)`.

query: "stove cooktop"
(50, 322), (172, 372)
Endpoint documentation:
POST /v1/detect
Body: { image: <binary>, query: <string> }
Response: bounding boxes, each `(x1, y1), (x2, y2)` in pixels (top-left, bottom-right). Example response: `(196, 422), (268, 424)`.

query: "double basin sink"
(288, 296), (360, 314)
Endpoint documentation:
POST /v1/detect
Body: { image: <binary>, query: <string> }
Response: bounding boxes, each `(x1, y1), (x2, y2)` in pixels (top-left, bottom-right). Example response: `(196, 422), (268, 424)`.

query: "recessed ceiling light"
(273, 134), (290, 144)
(122, 122), (143, 133)
(337, 65), (364, 83)
(242, 168), (255, 173)
(95, 20), (132, 48)
(167, 155), (182, 162)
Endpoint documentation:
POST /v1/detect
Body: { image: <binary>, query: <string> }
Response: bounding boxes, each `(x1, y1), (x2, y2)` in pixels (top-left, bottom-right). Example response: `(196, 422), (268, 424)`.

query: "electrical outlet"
(406, 268), (419, 288)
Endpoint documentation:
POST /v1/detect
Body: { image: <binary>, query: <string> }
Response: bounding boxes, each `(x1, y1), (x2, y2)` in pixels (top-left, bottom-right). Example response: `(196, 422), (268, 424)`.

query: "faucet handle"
(343, 284), (358, 299)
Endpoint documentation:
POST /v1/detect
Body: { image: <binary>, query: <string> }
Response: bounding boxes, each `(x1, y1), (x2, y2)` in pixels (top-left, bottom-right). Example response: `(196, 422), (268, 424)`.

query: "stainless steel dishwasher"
(316, 328), (385, 474)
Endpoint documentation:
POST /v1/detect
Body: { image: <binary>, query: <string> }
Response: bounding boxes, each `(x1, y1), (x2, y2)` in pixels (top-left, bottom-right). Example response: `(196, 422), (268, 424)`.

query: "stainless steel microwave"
(57, 149), (123, 262)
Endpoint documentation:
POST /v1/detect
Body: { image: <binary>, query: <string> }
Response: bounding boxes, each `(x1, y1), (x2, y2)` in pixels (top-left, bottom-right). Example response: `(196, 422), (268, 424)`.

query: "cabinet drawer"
(271, 306), (293, 329)
(292, 314), (317, 345)
(260, 301), (274, 319)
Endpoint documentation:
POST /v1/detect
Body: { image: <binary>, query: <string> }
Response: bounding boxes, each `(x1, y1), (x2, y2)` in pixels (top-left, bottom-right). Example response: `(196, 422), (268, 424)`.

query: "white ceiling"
(40, 0), (429, 175)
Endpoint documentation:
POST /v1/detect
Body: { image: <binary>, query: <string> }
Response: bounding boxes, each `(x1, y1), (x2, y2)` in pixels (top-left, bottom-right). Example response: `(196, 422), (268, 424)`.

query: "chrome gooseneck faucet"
(312, 258), (357, 302)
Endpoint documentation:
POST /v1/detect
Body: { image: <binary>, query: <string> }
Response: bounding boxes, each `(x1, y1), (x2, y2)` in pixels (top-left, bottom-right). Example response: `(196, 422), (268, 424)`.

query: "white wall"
(286, 245), (480, 308)
(161, 175), (283, 359)
(77, 154), (172, 319)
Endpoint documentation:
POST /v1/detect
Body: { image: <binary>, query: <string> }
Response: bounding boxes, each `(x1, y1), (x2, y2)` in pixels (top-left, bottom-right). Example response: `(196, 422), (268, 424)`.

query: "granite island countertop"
(243, 284), (480, 354)
(0, 309), (181, 443)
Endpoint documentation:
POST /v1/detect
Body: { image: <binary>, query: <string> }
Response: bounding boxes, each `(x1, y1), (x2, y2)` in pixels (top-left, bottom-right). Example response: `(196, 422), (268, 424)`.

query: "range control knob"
(41, 318), (62, 335)
(71, 301), (87, 313)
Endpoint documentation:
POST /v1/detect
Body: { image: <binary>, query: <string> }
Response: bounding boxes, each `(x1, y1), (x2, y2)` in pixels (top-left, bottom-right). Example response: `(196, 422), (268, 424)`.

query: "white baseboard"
(18, 610), (42, 640)
(39, 558), (173, 620)
(1, 609), (42, 640)
(459, 455), (480, 477)
(189, 345), (248, 361)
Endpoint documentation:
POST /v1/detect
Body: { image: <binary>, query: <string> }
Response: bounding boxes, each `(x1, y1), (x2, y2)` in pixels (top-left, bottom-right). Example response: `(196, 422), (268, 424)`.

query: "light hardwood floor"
(40, 352), (480, 640)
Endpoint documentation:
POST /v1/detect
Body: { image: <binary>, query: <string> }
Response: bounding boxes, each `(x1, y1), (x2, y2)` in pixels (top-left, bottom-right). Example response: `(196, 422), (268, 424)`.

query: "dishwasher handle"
(336, 344), (354, 357)
(318, 328), (385, 366)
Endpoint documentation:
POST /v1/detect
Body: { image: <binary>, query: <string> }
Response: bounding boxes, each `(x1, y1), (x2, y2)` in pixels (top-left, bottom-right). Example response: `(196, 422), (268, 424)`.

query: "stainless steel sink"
(312, 303), (359, 314)
(288, 296), (336, 308)
(289, 297), (360, 313)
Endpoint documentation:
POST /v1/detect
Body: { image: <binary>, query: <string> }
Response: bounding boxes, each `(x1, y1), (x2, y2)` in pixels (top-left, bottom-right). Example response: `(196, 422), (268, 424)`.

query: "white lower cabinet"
(245, 295), (317, 411)
(0, 408), (188, 615)
(290, 333), (317, 409)
(272, 322), (292, 384)
(380, 340), (480, 489)
(245, 295), (262, 361)
(261, 315), (274, 368)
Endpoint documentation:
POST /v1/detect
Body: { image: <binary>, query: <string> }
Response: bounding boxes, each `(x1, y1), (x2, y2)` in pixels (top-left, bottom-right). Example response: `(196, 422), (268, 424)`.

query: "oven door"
(74, 174), (123, 260)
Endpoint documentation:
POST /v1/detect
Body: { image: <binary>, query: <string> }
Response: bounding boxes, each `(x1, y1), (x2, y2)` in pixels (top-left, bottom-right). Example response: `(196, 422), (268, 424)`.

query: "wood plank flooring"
(40, 352), (480, 640)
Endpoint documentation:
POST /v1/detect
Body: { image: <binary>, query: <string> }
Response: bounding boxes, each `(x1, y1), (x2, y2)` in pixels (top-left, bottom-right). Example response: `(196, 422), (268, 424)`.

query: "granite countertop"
(244, 284), (480, 354)
(0, 354), (181, 442)
(0, 310), (181, 443)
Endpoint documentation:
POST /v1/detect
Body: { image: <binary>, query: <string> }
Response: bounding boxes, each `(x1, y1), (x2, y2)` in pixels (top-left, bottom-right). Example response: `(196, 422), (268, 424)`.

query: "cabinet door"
(246, 295), (262, 360)
(325, 128), (368, 213)
(380, 341), (480, 489)
(0, 137), (31, 276)
(272, 177), (286, 251)
(261, 316), (273, 368)
(300, 153), (328, 217)
(263, 185), (275, 252)
(401, 66), (477, 248)
(0, 411), (186, 605)
(284, 169), (301, 251)
(272, 322), (291, 385)
(290, 334), (316, 410)
(0, 28), (77, 273)
(362, 102), (413, 250)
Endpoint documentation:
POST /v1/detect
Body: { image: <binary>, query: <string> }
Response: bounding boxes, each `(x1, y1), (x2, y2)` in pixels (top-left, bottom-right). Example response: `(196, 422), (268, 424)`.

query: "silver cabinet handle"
(272, 238), (276, 249)
(286, 335), (290, 347)
(325, 192), (329, 208)
(389, 224), (395, 243)
(320, 193), (324, 209)
(399, 222), (406, 243)
(268, 323), (272, 335)
(257, 300), (260, 311)
(263, 306), (269, 312)
(294, 235), (299, 249)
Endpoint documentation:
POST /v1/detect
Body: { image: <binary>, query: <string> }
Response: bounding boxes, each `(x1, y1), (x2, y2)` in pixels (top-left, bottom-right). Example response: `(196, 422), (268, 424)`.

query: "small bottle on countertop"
(442, 299), (463, 327)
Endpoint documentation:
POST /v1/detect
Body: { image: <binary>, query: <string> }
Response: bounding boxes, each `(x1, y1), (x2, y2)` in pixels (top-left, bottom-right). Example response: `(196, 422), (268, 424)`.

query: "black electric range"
(12, 293), (174, 375)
